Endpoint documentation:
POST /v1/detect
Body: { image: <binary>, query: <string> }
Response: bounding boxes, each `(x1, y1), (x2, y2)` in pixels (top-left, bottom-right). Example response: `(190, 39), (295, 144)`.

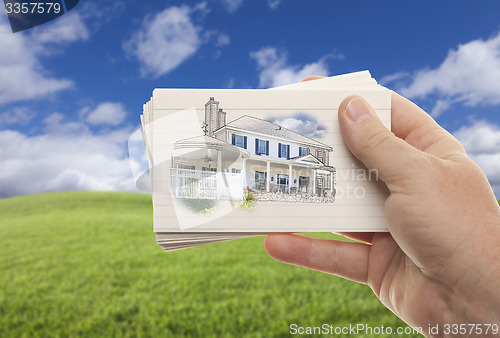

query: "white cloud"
(271, 115), (326, 139)
(250, 47), (331, 88)
(82, 102), (128, 126)
(43, 112), (90, 134)
(379, 71), (409, 86)
(124, 4), (229, 78)
(221, 0), (244, 13)
(430, 99), (453, 118)
(215, 32), (230, 47)
(124, 6), (200, 78)
(454, 120), (500, 155)
(393, 32), (500, 116)
(30, 10), (90, 47)
(0, 20), (73, 104)
(0, 107), (36, 125)
(0, 7), (94, 105)
(267, 0), (281, 9)
(0, 113), (138, 198)
(454, 121), (500, 197)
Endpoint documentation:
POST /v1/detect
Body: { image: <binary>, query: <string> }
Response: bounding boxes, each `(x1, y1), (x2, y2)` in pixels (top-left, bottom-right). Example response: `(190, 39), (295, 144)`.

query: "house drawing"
(170, 97), (336, 202)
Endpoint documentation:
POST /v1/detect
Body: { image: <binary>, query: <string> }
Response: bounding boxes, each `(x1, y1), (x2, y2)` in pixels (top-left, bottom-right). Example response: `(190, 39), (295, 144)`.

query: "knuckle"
(361, 127), (394, 154)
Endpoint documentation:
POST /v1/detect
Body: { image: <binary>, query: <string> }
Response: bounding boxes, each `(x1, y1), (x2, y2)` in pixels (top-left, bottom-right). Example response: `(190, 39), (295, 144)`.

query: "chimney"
(204, 97), (219, 136)
(217, 108), (226, 129)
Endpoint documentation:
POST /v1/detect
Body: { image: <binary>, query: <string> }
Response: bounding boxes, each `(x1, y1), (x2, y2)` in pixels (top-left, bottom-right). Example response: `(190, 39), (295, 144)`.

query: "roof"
(219, 115), (332, 150)
(174, 135), (232, 148)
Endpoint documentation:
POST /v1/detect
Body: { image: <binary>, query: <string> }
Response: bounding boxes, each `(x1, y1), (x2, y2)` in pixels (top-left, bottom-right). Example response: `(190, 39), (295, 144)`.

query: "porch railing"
(170, 168), (243, 200)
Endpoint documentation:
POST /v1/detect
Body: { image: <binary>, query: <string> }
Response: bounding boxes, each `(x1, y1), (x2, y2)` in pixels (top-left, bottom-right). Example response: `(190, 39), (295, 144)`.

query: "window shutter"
(299, 147), (302, 156)
(266, 140), (269, 155)
(287, 145), (290, 160)
(232, 134), (235, 145)
(278, 143), (282, 157)
(255, 138), (259, 154)
(244, 136), (247, 149)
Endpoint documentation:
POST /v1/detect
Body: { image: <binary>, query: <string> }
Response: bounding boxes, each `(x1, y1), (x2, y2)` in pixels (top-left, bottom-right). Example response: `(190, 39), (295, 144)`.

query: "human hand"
(264, 89), (500, 334)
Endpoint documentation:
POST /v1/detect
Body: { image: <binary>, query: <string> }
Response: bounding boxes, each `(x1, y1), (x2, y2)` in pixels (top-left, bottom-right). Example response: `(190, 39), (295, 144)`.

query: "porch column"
(241, 157), (247, 188)
(312, 169), (317, 196)
(266, 161), (271, 192)
(329, 171), (334, 191)
(288, 164), (293, 193)
(216, 149), (222, 199)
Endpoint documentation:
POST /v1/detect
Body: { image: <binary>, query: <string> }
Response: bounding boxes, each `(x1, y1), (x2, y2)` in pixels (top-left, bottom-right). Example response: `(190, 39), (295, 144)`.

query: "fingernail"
(345, 97), (373, 123)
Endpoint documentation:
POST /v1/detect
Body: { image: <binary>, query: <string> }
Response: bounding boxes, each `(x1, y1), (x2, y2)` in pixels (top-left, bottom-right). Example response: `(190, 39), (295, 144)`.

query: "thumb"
(338, 95), (424, 187)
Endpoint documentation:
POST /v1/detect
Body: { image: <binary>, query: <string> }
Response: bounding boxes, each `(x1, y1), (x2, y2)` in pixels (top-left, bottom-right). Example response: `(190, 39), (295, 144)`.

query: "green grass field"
(0, 191), (421, 337)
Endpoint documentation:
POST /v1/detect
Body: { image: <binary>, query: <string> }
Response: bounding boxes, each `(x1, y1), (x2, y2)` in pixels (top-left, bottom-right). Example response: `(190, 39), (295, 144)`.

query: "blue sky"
(1, 0), (500, 197)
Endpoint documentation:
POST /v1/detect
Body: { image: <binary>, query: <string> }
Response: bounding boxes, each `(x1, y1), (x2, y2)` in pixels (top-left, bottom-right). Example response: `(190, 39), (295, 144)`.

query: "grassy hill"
(0, 191), (417, 337)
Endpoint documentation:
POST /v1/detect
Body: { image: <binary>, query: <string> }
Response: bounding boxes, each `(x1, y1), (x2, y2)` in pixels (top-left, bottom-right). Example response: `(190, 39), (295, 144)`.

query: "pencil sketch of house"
(170, 97), (336, 202)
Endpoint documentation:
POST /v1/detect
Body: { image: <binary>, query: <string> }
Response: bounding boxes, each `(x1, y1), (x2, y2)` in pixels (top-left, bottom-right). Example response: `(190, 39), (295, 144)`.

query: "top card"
(143, 88), (390, 232)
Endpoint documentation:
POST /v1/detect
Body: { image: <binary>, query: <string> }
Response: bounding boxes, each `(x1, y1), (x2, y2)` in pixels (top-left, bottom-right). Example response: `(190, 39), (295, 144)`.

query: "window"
(231, 168), (241, 174)
(178, 164), (195, 170)
(258, 140), (266, 154)
(316, 150), (325, 163)
(255, 171), (266, 182)
(232, 134), (247, 149)
(278, 143), (290, 159)
(299, 147), (309, 156)
(255, 138), (269, 155)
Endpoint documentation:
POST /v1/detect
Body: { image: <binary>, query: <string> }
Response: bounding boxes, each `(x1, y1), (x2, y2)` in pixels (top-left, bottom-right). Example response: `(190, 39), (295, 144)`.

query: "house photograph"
(170, 97), (336, 203)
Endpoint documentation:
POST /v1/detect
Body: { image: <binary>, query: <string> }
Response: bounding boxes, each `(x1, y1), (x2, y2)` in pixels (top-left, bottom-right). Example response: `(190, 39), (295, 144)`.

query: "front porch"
(169, 138), (336, 202)
(170, 168), (244, 200)
(244, 156), (336, 198)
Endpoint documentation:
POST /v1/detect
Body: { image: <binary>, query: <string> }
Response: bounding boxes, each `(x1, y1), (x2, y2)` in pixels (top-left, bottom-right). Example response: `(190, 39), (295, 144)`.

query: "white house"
(170, 98), (336, 201)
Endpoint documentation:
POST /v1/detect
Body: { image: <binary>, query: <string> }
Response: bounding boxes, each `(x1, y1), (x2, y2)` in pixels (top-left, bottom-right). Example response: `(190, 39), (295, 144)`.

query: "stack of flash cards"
(139, 71), (391, 251)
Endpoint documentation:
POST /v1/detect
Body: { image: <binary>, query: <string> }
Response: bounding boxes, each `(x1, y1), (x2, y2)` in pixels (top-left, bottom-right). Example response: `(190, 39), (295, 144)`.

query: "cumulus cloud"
(454, 121), (500, 196)
(124, 4), (229, 78)
(271, 114), (326, 139)
(124, 6), (199, 78)
(267, 0), (281, 9)
(250, 47), (332, 88)
(82, 102), (128, 126)
(221, 0), (244, 13)
(30, 10), (90, 47)
(379, 71), (409, 86)
(0, 107), (36, 125)
(0, 20), (73, 104)
(215, 32), (230, 47)
(0, 113), (138, 198)
(0, 5), (97, 105)
(388, 32), (500, 117)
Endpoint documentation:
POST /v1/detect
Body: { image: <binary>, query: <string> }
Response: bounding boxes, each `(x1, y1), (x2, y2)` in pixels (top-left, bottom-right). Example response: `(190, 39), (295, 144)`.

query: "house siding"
(223, 129), (330, 165)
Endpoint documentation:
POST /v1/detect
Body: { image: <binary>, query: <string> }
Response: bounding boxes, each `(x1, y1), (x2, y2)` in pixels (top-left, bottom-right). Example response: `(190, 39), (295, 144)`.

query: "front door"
(277, 174), (289, 192)
(316, 177), (325, 196)
(298, 176), (309, 193)
(255, 171), (267, 191)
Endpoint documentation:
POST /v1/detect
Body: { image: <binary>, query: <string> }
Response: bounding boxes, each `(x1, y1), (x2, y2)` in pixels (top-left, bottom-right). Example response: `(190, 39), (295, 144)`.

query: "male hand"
(265, 88), (500, 333)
